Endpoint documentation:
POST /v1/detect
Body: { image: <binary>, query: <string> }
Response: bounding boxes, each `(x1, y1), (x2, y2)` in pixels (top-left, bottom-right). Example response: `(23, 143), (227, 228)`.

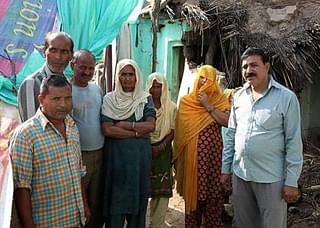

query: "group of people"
(8, 30), (303, 228)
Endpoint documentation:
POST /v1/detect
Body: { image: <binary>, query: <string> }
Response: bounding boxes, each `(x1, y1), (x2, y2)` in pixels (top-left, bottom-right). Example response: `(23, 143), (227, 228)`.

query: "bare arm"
(15, 188), (35, 228)
(220, 174), (232, 196)
(101, 122), (136, 139)
(81, 179), (90, 224)
(152, 130), (174, 158)
(207, 105), (229, 127)
(102, 116), (156, 139)
(161, 130), (174, 147)
(116, 117), (156, 135)
(198, 91), (229, 127)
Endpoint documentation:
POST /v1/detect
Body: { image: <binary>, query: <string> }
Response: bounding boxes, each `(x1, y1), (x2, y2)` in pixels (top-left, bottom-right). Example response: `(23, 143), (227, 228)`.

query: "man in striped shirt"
(10, 75), (89, 227)
(18, 31), (73, 122)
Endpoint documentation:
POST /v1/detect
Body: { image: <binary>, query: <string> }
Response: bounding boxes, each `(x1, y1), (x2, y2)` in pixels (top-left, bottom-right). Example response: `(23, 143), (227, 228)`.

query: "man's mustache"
(245, 72), (256, 78)
(56, 108), (69, 112)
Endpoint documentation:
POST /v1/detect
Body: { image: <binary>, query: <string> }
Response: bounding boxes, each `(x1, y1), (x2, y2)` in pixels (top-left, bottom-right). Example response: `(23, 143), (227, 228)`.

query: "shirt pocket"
(255, 109), (283, 130)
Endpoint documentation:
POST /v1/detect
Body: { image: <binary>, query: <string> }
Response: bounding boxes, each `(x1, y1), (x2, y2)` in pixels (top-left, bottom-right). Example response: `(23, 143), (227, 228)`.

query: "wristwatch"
(207, 106), (214, 113)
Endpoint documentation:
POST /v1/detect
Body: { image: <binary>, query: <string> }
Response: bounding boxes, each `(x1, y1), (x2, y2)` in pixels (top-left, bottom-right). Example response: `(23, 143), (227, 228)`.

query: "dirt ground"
(153, 187), (320, 228)
(147, 188), (233, 228)
(146, 188), (184, 228)
(287, 142), (320, 228)
(159, 191), (319, 228)
(162, 189), (185, 227)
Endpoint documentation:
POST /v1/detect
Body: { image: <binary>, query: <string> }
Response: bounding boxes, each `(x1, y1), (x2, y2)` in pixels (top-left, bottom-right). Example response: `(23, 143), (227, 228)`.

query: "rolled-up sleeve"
(284, 95), (303, 187)
(10, 131), (33, 190)
(222, 103), (237, 174)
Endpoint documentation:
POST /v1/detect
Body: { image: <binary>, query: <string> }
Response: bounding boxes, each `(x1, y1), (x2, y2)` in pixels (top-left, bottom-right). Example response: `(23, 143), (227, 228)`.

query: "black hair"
(40, 75), (71, 96)
(241, 47), (269, 64)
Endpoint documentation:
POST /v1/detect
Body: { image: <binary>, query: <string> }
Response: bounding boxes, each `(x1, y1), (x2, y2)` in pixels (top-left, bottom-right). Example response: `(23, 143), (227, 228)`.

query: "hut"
(128, 0), (320, 143)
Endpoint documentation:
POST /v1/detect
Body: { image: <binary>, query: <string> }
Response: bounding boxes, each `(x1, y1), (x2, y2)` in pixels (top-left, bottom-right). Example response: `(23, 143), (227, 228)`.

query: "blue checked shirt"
(10, 109), (86, 227)
(222, 77), (303, 187)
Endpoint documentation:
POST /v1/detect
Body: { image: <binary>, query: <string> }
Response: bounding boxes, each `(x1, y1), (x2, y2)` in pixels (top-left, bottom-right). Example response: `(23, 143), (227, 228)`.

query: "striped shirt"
(17, 64), (64, 122)
(10, 109), (86, 227)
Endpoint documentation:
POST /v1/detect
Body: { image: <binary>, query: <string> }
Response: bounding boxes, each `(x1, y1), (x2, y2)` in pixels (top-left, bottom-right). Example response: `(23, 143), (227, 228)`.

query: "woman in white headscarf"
(146, 73), (176, 228)
(101, 59), (156, 228)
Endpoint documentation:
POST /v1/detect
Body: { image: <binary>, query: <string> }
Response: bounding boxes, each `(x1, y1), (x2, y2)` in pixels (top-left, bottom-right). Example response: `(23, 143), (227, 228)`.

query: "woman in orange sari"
(173, 65), (230, 228)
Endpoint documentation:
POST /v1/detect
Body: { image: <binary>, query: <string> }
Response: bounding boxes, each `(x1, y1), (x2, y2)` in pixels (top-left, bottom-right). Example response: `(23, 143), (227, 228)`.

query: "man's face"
(39, 85), (73, 121)
(242, 55), (270, 90)
(44, 35), (73, 74)
(149, 80), (162, 100)
(119, 65), (136, 92)
(71, 53), (95, 87)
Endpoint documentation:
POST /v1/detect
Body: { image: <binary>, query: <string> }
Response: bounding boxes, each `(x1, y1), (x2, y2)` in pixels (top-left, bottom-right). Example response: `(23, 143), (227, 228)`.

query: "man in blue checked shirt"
(221, 47), (303, 228)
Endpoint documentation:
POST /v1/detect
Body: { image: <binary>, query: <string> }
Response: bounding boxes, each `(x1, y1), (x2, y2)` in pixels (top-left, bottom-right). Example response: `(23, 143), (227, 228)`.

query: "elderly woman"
(101, 59), (156, 228)
(173, 65), (230, 228)
(146, 73), (176, 228)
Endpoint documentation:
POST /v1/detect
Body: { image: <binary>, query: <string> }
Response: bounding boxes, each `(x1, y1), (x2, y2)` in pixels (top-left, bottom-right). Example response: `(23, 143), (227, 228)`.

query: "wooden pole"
(106, 45), (113, 92)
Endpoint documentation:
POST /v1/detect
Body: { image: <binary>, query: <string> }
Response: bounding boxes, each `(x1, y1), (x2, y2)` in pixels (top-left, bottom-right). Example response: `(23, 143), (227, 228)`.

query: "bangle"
(132, 121), (135, 130)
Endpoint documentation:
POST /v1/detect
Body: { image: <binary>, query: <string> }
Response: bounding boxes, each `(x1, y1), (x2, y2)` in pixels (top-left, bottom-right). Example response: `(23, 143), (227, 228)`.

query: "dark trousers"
(82, 149), (104, 228)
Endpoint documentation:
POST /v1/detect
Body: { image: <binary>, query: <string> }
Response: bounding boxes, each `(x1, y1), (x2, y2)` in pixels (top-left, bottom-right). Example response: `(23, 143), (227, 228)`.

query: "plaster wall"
(130, 18), (188, 98)
(300, 71), (320, 143)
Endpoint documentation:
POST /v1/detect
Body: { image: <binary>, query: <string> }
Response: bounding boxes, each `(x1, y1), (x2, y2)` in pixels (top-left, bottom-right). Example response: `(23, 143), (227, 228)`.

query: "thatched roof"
(143, 0), (320, 92)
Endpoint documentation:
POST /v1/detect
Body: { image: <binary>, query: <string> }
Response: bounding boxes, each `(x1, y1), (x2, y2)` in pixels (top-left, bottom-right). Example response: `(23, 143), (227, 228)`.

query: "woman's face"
(197, 75), (207, 89)
(119, 65), (136, 92)
(149, 80), (162, 100)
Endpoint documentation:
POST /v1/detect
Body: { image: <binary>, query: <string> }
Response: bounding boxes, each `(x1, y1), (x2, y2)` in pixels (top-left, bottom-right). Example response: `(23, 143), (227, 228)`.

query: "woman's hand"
(198, 91), (210, 108)
(152, 145), (162, 158)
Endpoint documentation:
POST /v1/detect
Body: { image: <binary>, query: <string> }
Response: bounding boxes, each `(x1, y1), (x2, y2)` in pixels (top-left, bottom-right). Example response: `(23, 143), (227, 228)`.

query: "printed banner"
(0, 0), (57, 77)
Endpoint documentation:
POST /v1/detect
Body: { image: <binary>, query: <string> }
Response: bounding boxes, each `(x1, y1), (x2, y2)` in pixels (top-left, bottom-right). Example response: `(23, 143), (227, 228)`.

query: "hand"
(282, 185), (299, 203)
(197, 91), (209, 107)
(21, 221), (36, 228)
(135, 132), (150, 138)
(152, 145), (162, 158)
(114, 121), (124, 128)
(114, 121), (120, 126)
(84, 200), (91, 225)
(220, 174), (232, 195)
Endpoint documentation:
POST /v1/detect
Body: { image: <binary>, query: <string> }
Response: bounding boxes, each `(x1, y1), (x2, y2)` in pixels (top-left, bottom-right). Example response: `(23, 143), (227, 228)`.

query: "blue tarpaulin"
(0, 0), (141, 106)
(0, 0), (57, 105)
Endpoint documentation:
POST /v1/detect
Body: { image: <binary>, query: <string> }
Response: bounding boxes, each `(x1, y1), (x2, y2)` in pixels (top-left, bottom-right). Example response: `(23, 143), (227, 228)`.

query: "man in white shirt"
(71, 49), (105, 228)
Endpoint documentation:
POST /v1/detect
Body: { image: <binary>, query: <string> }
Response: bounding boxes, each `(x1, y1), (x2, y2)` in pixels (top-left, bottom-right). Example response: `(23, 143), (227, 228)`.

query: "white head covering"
(102, 59), (149, 120)
(146, 72), (176, 143)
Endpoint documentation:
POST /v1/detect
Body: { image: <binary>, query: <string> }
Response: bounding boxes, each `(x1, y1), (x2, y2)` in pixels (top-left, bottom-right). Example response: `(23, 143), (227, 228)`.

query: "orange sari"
(173, 65), (230, 213)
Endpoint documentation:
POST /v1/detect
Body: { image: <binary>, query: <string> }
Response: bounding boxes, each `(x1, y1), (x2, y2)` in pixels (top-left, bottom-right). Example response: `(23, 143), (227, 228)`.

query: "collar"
(43, 64), (65, 78)
(243, 76), (281, 92)
(268, 77), (282, 89)
(35, 109), (72, 131)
